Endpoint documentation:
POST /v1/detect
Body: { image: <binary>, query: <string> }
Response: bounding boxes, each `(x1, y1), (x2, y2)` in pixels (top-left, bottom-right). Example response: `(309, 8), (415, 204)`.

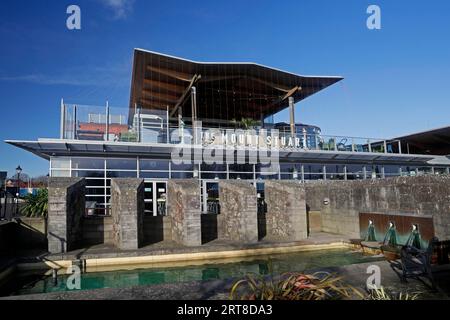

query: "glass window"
(106, 171), (137, 178)
(325, 165), (345, 180)
(140, 159), (169, 171)
(73, 171), (104, 178)
(139, 172), (169, 179)
(303, 164), (323, 180)
(106, 158), (137, 170)
(171, 163), (194, 171)
(434, 167), (448, 175)
(72, 158), (104, 170)
(171, 172), (194, 179)
(51, 170), (70, 177)
(384, 165), (400, 177)
(51, 158), (70, 169)
(401, 166), (418, 177)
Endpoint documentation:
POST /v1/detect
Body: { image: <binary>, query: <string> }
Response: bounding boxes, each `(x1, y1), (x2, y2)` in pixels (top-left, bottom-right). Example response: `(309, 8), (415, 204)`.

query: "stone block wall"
(81, 216), (114, 246)
(47, 178), (86, 253)
(167, 180), (202, 246)
(218, 181), (258, 243)
(143, 216), (172, 244)
(304, 175), (450, 240)
(264, 181), (308, 241)
(110, 179), (145, 250)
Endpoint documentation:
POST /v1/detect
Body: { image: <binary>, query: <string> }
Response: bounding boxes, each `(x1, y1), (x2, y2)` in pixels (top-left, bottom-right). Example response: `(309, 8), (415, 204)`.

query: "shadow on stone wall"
(201, 214), (218, 244)
(80, 216), (113, 246)
(257, 213), (267, 241)
(143, 216), (164, 245)
(0, 218), (47, 255)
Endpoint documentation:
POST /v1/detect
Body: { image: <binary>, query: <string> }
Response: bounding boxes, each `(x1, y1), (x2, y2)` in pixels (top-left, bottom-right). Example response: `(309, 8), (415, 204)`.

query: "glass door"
(202, 180), (220, 214)
(144, 181), (154, 216)
(155, 182), (167, 216)
(144, 181), (167, 216)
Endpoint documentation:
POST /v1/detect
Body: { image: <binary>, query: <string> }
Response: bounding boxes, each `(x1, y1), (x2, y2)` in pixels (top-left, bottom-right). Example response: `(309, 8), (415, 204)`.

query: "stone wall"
(143, 216), (172, 244)
(218, 181), (258, 243)
(110, 179), (145, 250)
(201, 214), (218, 244)
(47, 178), (86, 253)
(304, 175), (450, 240)
(264, 181), (308, 241)
(0, 221), (14, 255)
(14, 218), (47, 249)
(81, 216), (114, 246)
(167, 180), (202, 246)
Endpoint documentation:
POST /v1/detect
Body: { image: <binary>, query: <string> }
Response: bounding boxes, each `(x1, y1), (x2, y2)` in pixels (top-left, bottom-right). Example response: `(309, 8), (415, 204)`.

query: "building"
(6, 49), (450, 216)
(0, 172), (6, 189)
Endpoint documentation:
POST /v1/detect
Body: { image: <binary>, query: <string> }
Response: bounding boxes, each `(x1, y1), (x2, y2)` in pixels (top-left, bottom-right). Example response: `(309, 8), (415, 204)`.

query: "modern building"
(6, 49), (450, 216)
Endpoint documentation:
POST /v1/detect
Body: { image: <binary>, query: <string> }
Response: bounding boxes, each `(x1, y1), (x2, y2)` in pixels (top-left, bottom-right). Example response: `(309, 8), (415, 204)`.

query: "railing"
(60, 103), (403, 155)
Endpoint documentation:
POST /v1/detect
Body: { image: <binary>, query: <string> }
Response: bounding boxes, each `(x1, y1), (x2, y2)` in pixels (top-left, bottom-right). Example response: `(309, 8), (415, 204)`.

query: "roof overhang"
(130, 49), (343, 121)
(5, 139), (442, 165)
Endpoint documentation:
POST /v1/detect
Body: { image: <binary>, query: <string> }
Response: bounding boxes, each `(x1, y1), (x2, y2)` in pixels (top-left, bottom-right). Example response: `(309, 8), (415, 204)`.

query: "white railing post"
(60, 98), (65, 139)
(105, 101), (110, 141)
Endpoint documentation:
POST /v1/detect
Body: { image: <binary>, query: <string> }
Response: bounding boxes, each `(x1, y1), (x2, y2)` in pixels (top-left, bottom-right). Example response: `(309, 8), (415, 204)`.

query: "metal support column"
(191, 87), (198, 144)
(289, 97), (295, 137)
(60, 99), (66, 139)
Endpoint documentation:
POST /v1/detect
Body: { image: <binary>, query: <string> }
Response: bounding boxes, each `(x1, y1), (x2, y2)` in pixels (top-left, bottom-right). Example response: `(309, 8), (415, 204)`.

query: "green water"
(4, 248), (382, 296)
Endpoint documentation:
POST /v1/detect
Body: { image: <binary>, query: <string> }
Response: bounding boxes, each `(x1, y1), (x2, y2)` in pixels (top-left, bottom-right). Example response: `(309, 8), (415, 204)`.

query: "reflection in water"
(6, 248), (383, 296)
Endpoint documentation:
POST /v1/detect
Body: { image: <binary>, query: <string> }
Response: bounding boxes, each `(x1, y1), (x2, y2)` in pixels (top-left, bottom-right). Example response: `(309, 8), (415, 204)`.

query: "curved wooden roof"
(130, 49), (343, 121)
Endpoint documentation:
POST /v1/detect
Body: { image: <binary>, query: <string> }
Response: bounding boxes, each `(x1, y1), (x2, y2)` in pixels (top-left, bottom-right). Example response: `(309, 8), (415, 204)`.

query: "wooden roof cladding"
(129, 49), (343, 120)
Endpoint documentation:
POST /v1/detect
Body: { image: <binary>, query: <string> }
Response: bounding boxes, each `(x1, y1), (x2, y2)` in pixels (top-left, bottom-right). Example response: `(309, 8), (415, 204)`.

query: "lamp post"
(15, 165), (22, 217)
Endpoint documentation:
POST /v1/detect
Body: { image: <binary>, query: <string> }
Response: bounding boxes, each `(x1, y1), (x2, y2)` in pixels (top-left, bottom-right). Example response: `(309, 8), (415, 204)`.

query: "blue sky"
(1, 0), (450, 177)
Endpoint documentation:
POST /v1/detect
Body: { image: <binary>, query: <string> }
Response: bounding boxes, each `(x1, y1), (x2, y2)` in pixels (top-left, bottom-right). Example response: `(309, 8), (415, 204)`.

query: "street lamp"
(15, 165), (22, 216)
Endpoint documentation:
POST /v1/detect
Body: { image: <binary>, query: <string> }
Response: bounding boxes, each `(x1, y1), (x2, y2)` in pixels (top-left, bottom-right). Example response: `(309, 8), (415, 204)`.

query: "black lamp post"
(15, 165), (22, 216)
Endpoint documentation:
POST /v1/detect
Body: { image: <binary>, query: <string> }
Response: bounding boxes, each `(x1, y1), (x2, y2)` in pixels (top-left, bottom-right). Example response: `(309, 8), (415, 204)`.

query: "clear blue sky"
(1, 0), (450, 177)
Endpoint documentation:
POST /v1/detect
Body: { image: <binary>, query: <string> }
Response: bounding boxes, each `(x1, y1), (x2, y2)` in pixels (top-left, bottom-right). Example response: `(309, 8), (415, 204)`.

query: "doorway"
(201, 180), (220, 214)
(144, 181), (167, 216)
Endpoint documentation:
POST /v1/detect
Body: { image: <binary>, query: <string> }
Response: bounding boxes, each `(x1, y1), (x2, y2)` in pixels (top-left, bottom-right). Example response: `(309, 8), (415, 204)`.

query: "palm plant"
(20, 189), (48, 218)
(231, 118), (260, 130)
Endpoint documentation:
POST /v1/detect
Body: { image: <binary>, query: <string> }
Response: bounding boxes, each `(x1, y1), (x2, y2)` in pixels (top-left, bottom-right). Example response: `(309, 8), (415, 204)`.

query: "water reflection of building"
(6, 49), (450, 216)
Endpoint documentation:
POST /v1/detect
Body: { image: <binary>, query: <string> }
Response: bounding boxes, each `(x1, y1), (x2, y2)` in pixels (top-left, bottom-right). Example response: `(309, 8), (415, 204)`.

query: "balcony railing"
(60, 103), (403, 154)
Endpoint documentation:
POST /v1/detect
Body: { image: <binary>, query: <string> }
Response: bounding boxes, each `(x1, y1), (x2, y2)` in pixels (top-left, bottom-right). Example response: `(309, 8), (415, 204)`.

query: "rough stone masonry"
(110, 178), (145, 250)
(167, 179), (202, 246)
(218, 180), (258, 243)
(47, 177), (86, 253)
(264, 180), (308, 241)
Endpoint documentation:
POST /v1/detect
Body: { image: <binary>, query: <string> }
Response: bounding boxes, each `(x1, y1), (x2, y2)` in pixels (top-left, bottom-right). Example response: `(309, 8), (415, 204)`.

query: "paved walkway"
(35, 232), (348, 261)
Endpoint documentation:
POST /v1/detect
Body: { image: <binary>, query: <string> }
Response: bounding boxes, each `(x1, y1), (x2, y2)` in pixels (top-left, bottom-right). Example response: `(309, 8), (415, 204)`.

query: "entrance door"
(201, 180), (220, 214)
(144, 181), (167, 216)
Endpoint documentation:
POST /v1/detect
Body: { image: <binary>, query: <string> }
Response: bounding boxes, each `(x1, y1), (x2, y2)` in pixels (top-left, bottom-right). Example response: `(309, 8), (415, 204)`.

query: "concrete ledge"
(16, 241), (348, 272)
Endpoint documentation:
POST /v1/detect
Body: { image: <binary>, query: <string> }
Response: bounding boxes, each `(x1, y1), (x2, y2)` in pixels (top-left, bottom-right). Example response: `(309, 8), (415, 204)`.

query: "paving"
(22, 232), (347, 262)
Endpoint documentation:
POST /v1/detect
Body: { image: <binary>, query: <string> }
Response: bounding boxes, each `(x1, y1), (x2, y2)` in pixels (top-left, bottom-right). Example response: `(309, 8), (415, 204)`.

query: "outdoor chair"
(390, 237), (439, 289)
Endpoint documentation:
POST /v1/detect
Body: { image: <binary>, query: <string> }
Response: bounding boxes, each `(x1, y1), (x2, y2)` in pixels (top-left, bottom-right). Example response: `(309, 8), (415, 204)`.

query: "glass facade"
(49, 156), (447, 216)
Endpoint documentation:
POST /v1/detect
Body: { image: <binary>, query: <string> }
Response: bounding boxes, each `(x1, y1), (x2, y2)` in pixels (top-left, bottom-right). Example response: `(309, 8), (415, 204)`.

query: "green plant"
(20, 189), (48, 218)
(366, 287), (422, 300)
(230, 271), (364, 300)
(231, 118), (260, 130)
